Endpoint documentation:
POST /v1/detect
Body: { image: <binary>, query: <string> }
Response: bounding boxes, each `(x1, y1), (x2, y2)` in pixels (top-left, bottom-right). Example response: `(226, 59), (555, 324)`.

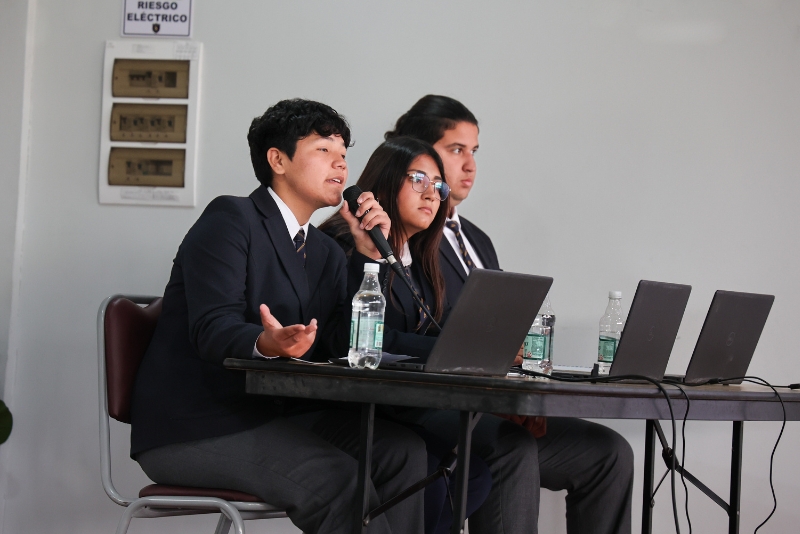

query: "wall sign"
(122, 0), (193, 37)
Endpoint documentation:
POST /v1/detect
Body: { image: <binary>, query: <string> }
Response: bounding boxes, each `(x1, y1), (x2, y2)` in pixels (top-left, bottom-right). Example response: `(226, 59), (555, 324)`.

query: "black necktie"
(293, 229), (306, 268)
(445, 220), (476, 273)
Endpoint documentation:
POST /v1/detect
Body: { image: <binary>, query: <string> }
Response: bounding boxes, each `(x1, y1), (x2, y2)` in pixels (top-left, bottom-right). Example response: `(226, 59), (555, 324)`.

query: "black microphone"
(342, 185), (442, 332)
(343, 185), (399, 266)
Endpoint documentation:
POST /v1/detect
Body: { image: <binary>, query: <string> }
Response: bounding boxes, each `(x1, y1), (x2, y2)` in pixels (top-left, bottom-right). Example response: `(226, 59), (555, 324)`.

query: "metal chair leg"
(115, 500), (145, 534)
(214, 514), (233, 534)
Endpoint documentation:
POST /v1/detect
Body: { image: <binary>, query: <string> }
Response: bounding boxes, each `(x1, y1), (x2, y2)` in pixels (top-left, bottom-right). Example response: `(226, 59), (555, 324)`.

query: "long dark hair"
(320, 136), (449, 321)
(385, 95), (478, 145)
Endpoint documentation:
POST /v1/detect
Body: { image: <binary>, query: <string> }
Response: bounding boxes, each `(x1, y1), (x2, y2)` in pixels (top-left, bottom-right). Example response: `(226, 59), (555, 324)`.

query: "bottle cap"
(364, 263), (380, 273)
(609, 291), (622, 299)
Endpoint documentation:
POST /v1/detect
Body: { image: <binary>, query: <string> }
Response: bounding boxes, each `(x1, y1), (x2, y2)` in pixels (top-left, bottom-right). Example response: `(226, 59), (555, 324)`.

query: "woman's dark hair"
(247, 99), (351, 188)
(320, 136), (449, 322)
(385, 95), (478, 145)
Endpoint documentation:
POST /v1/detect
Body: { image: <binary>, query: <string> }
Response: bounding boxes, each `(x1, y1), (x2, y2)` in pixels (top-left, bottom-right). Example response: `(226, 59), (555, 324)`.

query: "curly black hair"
(247, 99), (351, 188)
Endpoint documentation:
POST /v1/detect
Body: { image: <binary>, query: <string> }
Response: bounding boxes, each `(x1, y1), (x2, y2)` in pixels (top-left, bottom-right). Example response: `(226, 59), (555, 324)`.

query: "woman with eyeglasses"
(319, 136), (490, 534)
(321, 136), (453, 357)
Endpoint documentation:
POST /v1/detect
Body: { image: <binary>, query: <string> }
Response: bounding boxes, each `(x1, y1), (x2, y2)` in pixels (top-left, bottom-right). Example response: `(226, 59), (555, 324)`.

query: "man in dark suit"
(130, 99), (427, 534)
(386, 95), (635, 534)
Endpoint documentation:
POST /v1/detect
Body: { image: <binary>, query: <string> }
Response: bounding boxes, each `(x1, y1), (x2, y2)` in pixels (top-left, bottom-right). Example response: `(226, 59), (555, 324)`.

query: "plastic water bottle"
(598, 291), (624, 375)
(348, 263), (385, 370)
(523, 297), (555, 375)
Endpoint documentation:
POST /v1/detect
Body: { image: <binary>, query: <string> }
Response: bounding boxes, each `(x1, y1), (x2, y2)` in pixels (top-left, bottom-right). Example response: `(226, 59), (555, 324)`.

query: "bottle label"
(524, 332), (546, 361)
(374, 322), (384, 349)
(598, 336), (618, 362)
(350, 313), (384, 351)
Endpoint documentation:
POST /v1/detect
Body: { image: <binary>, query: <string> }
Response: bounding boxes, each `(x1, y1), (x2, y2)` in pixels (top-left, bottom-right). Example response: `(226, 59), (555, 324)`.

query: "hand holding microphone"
(340, 186), (394, 261)
(342, 185), (442, 331)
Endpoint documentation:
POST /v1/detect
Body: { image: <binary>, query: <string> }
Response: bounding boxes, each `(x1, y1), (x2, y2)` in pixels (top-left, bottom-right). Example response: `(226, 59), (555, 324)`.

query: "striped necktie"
(293, 229), (306, 268)
(445, 220), (476, 273)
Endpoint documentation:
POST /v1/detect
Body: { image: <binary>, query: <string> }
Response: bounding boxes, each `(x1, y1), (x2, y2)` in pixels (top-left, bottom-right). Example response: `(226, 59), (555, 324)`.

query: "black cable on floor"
(672, 383), (692, 534)
(735, 377), (785, 534)
(665, 374), (787, 534)
(516, 369), (683, 534)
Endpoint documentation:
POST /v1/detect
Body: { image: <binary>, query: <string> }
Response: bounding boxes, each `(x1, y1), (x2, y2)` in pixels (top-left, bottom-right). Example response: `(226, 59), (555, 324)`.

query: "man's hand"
(339, 191), (391, 260)
(256, 304), (317, 358)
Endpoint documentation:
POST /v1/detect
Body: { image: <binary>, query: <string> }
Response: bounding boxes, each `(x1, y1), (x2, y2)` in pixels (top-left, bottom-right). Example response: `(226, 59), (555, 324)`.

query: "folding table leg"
(641, 420), (656, 534)
(356, 403), (375, 534)
(451, 411), (481, 534)
(728, 421), (743, 534)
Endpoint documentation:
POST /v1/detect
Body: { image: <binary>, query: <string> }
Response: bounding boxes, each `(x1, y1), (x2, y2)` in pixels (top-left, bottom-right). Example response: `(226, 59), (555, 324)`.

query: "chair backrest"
(104, 296), (162, 423)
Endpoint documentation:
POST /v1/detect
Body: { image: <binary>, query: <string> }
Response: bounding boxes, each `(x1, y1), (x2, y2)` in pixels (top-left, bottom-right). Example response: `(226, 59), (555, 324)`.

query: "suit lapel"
(250, 187), (310, 318)
(304, 227), (330, 323)
(390, 270), (418, 332)
(460, 218), (496, 270)
(439, 237), (468, 281)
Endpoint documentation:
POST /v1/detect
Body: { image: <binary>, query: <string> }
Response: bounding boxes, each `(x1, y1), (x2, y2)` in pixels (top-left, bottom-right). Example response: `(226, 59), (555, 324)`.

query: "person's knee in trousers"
(469, 418), (540, 534)
(363, 425), (428, 534)
(594, 426), (635, 487)
(373, 425), (429, 490)
(611, 431), (634, 481)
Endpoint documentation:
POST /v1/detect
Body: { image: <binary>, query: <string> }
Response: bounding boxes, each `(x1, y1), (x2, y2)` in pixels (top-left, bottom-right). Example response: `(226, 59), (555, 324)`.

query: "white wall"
(0, 0), (31, 401)
(2, 1), (800, 533)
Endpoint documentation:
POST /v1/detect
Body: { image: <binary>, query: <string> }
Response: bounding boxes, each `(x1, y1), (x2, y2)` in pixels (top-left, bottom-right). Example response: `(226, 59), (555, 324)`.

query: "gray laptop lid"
(683, 291), (774, 385)
(610, 280), (692, 381)
(425, 270), (553, 376)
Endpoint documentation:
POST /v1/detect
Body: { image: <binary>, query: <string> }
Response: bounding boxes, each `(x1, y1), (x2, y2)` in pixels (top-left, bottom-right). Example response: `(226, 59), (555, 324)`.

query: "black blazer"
(130, 187), (348, 456)
(439, 216), (500, 307)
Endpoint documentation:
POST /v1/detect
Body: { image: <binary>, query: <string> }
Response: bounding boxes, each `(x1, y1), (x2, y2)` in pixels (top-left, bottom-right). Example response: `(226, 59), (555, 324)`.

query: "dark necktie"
(445, 220), (476, 273)
(293, 229), (306, 268)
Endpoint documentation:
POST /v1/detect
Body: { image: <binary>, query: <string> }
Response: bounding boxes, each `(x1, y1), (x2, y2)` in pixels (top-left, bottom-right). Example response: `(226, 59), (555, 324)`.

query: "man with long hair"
(386, 95), (635, 534)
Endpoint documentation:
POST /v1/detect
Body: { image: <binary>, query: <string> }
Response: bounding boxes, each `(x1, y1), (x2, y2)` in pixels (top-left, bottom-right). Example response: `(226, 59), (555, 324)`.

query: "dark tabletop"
(224, 358), (800, 421)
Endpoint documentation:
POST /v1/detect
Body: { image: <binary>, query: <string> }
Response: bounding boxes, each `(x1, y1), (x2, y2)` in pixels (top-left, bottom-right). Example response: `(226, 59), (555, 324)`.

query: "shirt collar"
(399, 242), (412, 267)
(446, 206), (461, 227)
(268, 187), (310, 242)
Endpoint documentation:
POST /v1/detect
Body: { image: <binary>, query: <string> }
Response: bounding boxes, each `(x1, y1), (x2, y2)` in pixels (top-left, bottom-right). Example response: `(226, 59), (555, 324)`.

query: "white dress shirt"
(253, 187), (311, 358)
(443, 207), (484, 275)
(267, 186), (310, 243)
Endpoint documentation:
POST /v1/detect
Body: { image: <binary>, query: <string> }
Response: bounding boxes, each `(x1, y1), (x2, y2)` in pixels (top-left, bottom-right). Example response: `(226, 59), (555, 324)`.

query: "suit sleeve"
(347, 251), (437, 360)
(180, 198), (263, 363)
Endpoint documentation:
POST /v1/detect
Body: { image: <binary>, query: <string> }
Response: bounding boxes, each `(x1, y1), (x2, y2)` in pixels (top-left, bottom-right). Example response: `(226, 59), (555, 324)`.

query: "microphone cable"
(386, 261), (443, 333)
(342, 185), (442, 332)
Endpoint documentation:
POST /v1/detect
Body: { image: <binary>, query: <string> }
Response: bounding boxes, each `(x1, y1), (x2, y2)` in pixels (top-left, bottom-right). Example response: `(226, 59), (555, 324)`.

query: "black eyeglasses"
(407, 172), (450, 201)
